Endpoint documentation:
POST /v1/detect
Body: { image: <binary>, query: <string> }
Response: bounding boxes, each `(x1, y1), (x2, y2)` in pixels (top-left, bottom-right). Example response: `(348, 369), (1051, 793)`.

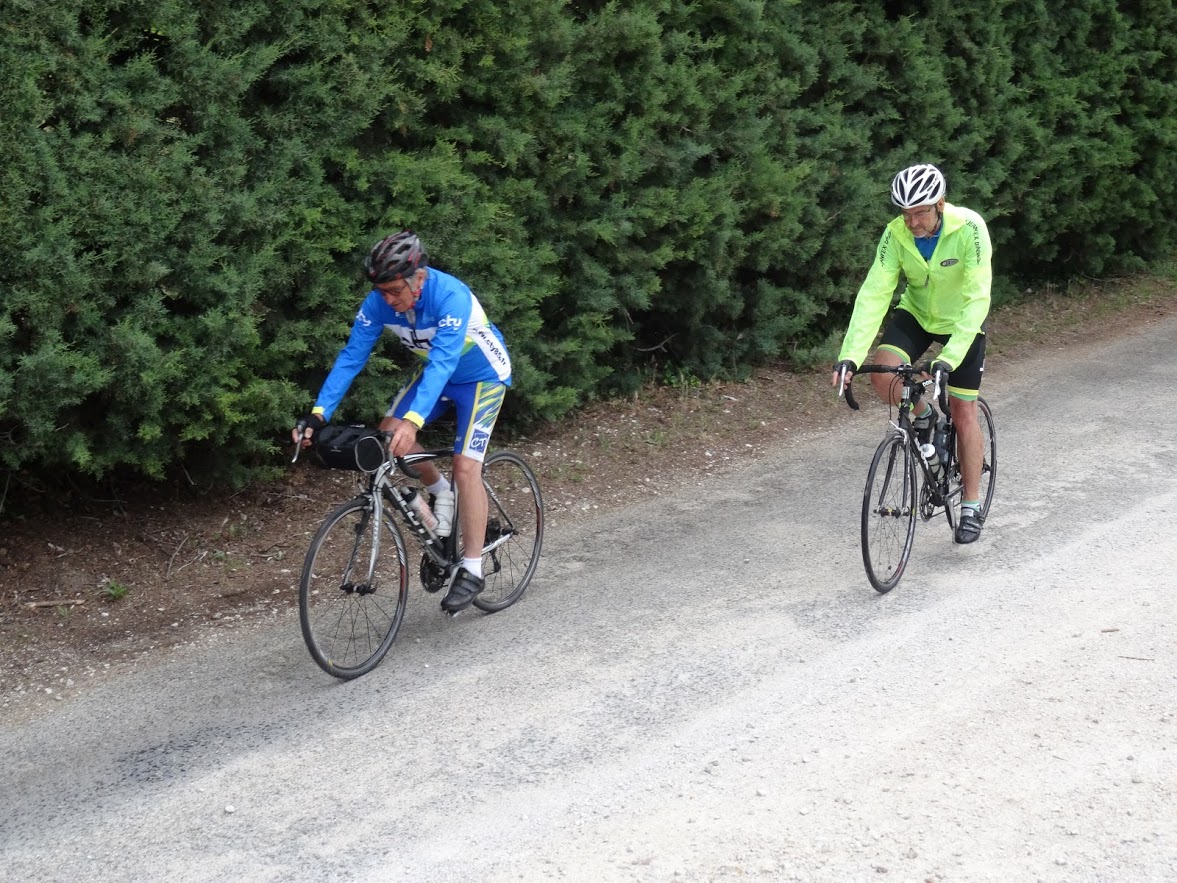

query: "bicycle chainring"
(919, 478), (945, 520)
(419, 554), (449, 593)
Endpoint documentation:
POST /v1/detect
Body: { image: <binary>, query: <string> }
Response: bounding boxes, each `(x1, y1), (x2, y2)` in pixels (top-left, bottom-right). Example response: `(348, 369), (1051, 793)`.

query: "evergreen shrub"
(1, 0), (1174, 502)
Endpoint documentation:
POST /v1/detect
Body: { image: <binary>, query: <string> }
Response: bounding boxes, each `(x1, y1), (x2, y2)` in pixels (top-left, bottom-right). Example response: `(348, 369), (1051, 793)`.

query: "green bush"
(2, 0), (1175, 506)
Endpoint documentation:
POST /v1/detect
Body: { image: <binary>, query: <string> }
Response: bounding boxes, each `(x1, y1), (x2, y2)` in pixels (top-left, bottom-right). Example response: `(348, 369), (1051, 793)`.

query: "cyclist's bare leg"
(378, 415), (445, 487)
(948, 396), (982, 502)
(452, 453), (487, 560)
(869, 349), (907, 406)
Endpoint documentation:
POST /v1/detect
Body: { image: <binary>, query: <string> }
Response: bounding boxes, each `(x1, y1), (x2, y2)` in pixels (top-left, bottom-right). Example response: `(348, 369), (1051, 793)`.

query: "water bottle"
(433, 487), (455, 537)
(933, 417), (950, 466)
(920, 442), (942, 477)
(403, 487), (438, 532)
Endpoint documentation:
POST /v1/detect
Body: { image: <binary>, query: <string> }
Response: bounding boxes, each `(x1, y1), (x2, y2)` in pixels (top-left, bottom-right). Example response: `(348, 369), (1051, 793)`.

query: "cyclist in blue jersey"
(293, 231), (513, 613)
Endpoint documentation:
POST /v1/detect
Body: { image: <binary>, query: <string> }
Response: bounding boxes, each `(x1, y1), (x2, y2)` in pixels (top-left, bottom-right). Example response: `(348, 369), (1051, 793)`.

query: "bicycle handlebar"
(395, 448), (454, 481)
(838, 363), (948, 413)
(289, 419), (450, 476)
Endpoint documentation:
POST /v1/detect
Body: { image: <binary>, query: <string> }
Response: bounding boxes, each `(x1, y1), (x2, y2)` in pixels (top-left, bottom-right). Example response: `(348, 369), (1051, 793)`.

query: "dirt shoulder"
(2, 273), (1175, 715)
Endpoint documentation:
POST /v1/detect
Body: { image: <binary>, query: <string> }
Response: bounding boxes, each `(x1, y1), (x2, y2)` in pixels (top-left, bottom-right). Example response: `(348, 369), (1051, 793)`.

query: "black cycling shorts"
(876, 308), (986, 399)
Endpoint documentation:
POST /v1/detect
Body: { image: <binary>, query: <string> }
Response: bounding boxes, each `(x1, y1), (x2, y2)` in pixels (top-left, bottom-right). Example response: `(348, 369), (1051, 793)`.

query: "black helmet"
(363, 231), (428, 283)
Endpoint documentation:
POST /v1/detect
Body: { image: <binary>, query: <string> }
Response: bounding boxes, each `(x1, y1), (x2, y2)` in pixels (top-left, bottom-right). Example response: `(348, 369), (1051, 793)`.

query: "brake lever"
(291, 419), (308, 464)
(837, 365), (860, 411)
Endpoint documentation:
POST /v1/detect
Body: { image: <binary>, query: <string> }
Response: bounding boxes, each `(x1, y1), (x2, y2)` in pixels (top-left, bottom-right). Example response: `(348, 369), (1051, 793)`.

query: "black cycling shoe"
(441, 568), (484, 613)
(954, 510), (984, 544)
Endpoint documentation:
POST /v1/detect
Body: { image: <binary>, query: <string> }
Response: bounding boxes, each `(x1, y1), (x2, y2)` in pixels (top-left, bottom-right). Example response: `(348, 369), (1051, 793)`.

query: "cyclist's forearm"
(839, 288), (893, 366)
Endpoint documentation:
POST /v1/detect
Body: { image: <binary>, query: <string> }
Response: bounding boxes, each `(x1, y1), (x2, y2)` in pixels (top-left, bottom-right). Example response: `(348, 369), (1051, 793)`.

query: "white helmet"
(890, 164), (946, 209)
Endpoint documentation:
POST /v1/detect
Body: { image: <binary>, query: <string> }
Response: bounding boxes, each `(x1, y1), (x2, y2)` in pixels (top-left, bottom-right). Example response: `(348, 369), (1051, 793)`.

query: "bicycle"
(294, 429), (544, 679)
(837, 363), (996, 593)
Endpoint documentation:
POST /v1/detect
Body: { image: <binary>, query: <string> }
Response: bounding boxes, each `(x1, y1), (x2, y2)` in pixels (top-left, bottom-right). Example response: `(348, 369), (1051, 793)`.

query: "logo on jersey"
(437, 314), (463, 329)
(469, 429), (490, 452)
(355, 308), (374, 327)
(965, 219), (983, 261)
(472, 328), (510, 374)
(940, 258), (959, 267)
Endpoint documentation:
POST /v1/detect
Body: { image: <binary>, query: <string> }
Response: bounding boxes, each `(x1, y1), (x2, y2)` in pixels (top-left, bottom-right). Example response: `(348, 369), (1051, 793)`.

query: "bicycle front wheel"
(861, 434), (918, 594)
(945, 396), (997, 531)
(299, 497), (408, 679)
(472, 451), (544, 613)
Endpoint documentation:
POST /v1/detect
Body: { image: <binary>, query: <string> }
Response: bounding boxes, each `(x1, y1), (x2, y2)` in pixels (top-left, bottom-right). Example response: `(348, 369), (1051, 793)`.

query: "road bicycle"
(295, 430), (544, 679)
(837, 364), (996, 593)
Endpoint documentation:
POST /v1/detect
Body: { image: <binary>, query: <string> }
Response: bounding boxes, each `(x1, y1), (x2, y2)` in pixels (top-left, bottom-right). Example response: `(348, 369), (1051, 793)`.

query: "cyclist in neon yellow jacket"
(832, 164), (993, 544)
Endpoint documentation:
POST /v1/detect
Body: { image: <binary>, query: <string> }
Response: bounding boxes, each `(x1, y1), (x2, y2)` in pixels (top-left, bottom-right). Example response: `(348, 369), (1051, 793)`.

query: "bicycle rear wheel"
(472, 451), (544, 612)
(862, 434), (918, 594)
(299, 497), (408, 679)
(945, 396), (997, 531)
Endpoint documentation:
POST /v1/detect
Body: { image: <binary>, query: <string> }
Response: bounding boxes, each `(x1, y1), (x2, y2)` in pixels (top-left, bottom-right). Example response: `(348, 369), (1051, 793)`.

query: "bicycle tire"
(945, 396), (997, 531)
(471, 451), (544, 613)
(861, 434), (918, 594)
(299, 497), (408, 679)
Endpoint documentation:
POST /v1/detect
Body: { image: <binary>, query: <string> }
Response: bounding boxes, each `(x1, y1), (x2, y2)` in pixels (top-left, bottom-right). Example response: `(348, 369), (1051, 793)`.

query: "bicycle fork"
(359, 495), (384, 593)
(873, 433), (915, 518)
(332, 501), (382, 596)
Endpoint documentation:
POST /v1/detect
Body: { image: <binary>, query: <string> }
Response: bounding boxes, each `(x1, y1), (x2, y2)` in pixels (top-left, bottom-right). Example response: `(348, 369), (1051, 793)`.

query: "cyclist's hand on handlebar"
(387, 418), (419, 457)
(831, 359), (856, 391)
(920, 360), (951, 400)
(292, 413), (325, 447)
(915, 359), (950, 379)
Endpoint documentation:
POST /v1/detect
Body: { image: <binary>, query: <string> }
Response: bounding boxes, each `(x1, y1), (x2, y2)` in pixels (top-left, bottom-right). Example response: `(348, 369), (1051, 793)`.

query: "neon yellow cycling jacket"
(838, 202), (993, 371)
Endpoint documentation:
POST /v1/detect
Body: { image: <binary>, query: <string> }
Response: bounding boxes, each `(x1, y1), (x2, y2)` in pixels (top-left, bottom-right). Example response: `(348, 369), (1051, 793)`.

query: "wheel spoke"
(472, 452), (544, 613)
(944, 397), (997, 529)
(862, 436), (917, 593)
(299, 499), (407, 679)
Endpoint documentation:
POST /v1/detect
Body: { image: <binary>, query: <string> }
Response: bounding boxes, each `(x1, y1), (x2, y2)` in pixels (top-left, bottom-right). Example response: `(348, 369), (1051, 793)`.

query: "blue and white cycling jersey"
(313, 268), (511, 426)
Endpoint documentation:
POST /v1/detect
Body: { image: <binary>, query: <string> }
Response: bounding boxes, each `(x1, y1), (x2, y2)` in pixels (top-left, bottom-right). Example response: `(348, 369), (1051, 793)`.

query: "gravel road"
(3, 315), (1176, 883)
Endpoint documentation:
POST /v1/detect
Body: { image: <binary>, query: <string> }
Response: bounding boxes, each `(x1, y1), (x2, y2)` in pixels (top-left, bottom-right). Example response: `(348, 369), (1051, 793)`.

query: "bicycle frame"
(358, 448), (521, 579)
(844, 363), (958, 514)
(372, 452), (451, 566)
